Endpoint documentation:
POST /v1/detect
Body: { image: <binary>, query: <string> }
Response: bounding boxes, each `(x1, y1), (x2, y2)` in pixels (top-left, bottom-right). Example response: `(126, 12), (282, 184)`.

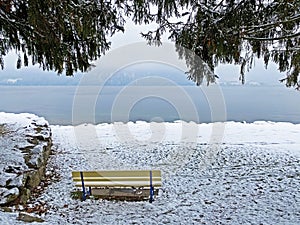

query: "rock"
(35, 134), (48, 141)
(4, 165), (23, 174)
(0, 206), (13, 212)
(7, 175), (25, 188)
(0, 187), (19, 205)
(0, 113), (52, 206)
(17, 143), (35, 153)
(0, 187), (7, 195)
(19, 188), (31, 204)
(0, 172), (17, 187)
(31, 145), (44, 154)
(27, 137), (39, 145)
(26, 169), (44, 190)
(17, 212), (45, 223)
(32, 120), (48, 127)
(28, 154), (43, 169)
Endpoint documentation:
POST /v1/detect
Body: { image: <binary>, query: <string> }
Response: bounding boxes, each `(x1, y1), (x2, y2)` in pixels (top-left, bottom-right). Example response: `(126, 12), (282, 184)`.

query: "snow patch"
(0, 112), (299, 224)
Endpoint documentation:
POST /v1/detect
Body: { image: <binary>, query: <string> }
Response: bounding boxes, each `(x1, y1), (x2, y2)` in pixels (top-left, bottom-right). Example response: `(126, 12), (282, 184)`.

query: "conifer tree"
(1, 0), (299, 89)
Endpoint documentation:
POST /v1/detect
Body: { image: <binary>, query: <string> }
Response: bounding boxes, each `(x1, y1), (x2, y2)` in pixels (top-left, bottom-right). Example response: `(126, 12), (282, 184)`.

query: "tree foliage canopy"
(1, 0), (299, 88)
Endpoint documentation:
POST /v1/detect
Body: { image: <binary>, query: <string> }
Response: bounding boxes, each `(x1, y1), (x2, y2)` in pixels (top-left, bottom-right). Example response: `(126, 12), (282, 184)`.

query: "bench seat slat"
(72, 170), (161, 178)
(74, 181), (162, 187)
(73, 177), (161, 182)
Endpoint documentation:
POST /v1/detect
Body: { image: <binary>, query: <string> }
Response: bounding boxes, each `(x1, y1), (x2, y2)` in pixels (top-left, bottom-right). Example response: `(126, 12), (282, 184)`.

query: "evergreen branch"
(243, 32), (300, 41)
(242, 14), (300, 34)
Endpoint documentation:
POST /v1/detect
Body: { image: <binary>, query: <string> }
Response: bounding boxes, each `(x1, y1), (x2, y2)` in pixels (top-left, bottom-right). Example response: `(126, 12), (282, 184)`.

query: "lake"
(0, 85), (299, 125)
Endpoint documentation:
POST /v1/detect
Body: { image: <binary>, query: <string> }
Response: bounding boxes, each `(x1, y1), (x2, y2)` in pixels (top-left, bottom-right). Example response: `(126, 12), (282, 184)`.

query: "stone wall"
(0, 113), (52, 206)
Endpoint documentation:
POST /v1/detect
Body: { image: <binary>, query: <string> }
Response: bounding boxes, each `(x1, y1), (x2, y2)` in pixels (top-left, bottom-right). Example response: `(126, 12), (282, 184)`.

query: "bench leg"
(149, 171), (154, 203)
(149, 186), (154, 203)
(80, 171), (86, 201)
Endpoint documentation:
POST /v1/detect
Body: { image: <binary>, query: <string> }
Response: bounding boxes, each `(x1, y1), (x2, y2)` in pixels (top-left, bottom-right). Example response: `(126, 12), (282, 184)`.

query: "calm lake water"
(0, 85), (299, 125)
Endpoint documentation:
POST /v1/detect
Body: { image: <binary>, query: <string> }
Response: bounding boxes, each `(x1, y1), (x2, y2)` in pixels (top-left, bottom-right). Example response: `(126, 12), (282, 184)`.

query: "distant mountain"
(104, 65), (195, 86)
(218, 80), (267, 87)
(0, 62), (195, 86)
(0, 68), (82, 86)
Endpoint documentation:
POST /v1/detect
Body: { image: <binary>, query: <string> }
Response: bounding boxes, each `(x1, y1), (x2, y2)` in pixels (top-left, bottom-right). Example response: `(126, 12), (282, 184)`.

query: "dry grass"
(0, 124), (7, 136)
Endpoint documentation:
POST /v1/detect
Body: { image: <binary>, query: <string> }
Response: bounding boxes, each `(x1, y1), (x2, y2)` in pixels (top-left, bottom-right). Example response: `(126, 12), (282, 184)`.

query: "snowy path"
(1, 121), (300, 224)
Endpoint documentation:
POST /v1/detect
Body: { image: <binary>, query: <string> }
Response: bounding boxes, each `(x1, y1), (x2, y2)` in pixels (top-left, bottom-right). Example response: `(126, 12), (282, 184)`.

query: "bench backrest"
(72, 170), (162, 188)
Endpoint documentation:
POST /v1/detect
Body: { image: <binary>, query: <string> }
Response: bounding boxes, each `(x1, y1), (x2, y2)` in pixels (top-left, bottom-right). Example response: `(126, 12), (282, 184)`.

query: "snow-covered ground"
(1, 119), (300, 224)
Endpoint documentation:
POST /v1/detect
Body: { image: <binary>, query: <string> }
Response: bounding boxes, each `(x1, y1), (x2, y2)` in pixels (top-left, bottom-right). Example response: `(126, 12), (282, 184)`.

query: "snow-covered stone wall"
(0, 113), (52, 206)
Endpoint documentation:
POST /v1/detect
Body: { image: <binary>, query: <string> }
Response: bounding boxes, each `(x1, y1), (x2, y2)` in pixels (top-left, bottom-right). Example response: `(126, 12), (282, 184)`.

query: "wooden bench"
(72, 170), (162, 202)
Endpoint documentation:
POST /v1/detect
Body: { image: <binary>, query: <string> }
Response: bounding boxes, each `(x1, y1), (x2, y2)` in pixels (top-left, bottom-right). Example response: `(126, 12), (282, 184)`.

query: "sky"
(0, 20), (286, 86)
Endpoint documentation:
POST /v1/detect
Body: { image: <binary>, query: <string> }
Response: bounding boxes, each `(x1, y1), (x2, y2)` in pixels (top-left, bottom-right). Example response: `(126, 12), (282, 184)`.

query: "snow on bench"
(71, 170), (162, 202)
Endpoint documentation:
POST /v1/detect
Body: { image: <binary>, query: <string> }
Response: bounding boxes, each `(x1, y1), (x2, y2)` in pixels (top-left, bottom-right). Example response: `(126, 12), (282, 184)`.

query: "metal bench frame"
(72, 170), (162, 203)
